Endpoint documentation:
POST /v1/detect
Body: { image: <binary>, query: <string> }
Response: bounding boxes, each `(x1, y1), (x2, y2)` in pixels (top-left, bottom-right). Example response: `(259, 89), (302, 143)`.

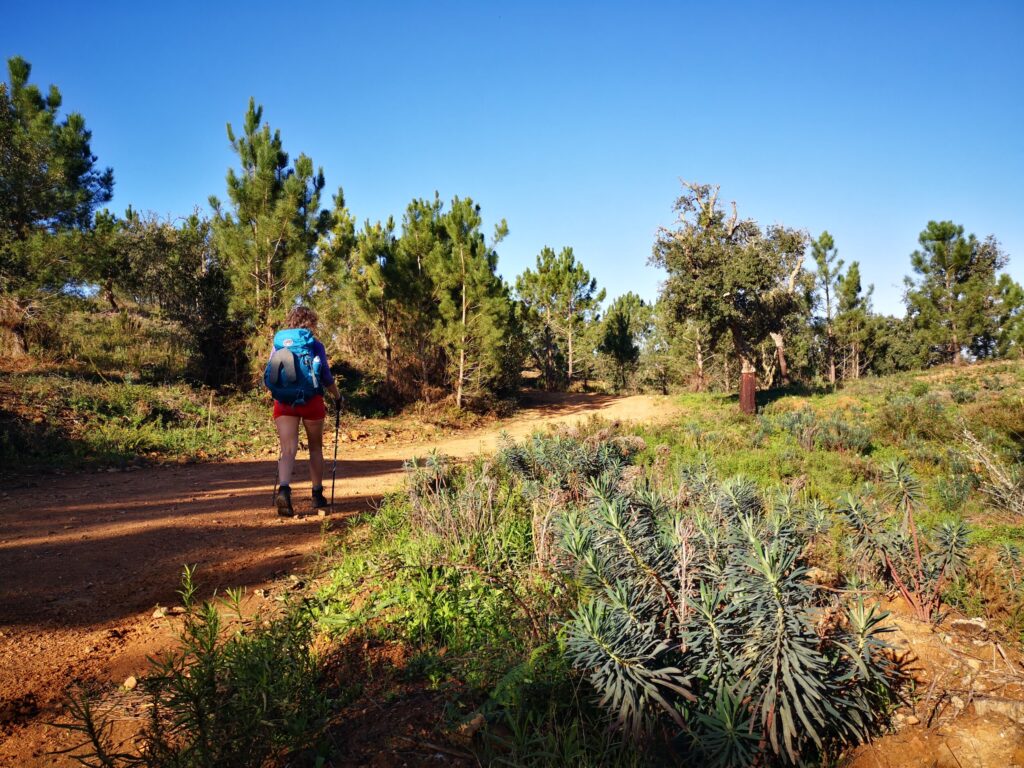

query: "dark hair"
(285, 306), (318, 332)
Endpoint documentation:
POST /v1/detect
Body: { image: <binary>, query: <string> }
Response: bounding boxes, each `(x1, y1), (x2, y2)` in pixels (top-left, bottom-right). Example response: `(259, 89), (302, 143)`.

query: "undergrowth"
(62, 567), (332, 767)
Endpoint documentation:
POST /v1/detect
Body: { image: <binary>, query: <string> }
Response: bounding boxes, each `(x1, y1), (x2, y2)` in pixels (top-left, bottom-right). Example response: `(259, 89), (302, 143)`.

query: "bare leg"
(276, 415), (300, 485)
(304, 418), (325, 488)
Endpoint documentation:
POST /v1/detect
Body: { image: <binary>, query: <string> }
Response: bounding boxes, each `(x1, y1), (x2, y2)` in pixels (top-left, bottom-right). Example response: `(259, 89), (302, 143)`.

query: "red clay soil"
(0, 392), (675, 767)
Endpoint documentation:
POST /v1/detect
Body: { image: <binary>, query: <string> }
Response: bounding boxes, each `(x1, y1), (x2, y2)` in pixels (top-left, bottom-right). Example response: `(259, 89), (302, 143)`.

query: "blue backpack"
(264, 328), (322, 405)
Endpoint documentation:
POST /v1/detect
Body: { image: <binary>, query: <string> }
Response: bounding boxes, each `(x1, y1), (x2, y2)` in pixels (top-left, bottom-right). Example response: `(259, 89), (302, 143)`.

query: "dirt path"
(0, 392), (675, 766)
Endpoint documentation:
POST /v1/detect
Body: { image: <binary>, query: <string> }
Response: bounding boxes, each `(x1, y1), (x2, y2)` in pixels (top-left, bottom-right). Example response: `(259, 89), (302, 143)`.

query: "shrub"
(558, 469), (900, 766)
(961, 427), (1024, 517)
(841, 459), (970, 623)
(776, 407), (871, 454)
(948, 382), (976, 404)
(64, 568), (329, 767)
(876, 393), (950, 442)
(496, 428), (641, 503)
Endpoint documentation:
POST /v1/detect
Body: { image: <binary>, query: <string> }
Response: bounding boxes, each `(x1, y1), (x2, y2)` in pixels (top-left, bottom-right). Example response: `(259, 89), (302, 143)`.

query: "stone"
(123, 676), (137, 691)
(974, 698), (1024, 725)
(951, 618), (988, 636)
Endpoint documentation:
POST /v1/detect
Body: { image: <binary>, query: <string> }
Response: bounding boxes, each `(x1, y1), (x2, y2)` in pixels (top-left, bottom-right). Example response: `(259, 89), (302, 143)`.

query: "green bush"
(558, 469), (901, 766)
(841, 459), (970, 623)
(776, 407), (871, 454)
(65, 568), (330, 767)
(875, 392), (950, 442)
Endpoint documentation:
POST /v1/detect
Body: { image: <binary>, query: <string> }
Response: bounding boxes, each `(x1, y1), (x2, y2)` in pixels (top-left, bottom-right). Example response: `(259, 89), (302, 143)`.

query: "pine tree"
(904, 221), (1007, 365)
(638, 299), (679, 394)
(396, 195), (448, 396)
(1, 56), (113, 351)
(428, 197), (512, 408)
(994, 274), (1024, 359)
(810, 231), (842, 386)
(346, 217), (402, 383)
(308, 188), (364, 370)
(598, 296), (645, 391)
(516, 246), (604, 388)
(209, 98), (329, 365)
(0, 56), (113, 243)
(833, 261), (873, 379)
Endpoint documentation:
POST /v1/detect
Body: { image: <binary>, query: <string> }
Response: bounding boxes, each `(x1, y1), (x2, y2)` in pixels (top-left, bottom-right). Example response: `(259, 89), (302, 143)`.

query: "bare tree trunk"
(769, 331), (789, 387)
(760, 345), (778, 390)
(694, 335), (705, 392)
(952, 329), (962, 365)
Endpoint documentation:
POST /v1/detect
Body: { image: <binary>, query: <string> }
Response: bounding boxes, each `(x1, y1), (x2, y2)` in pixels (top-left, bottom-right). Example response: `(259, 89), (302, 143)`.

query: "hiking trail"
(0, 392), (676, 766)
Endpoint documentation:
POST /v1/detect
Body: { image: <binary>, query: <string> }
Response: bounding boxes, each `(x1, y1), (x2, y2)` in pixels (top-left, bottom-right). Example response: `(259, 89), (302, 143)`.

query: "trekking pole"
(330, 396), (342, 510)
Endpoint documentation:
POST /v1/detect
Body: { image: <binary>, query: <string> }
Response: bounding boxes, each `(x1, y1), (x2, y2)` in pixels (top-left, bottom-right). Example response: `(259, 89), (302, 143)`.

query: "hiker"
(266, 306), (341, 516)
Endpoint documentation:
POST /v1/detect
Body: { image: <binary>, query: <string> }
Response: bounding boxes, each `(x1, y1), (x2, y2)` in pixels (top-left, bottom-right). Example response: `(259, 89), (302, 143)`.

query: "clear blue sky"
(4, 1), (1022, 316)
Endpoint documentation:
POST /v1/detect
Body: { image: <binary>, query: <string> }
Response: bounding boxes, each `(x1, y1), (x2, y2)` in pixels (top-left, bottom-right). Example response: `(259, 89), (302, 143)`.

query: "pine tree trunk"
(567, 326), (574, 385)
(952, 329), (962, 365)
(456, 246), (468, 409)
(105, 282), (119, 312)
(457, 347), (465, 408)
(827, 327), (836, 387)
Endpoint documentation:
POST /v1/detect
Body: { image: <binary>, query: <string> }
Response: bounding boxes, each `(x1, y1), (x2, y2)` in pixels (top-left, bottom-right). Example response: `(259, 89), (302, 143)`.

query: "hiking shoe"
(275, 485), (294, 517)
(311, 487), (329, 510)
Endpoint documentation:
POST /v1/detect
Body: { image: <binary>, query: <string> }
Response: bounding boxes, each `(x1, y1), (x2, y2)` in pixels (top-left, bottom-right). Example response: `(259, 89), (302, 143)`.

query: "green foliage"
(1, 56), (114, 350)
(774, 407), (872, 454)
(209, 98), (329, 367)
(841, 459), (970, 623)
(597, 293), (649, 392)
(904, 220), (1008, 364)
(478, 642), (649, 767)
(496, 427), (641, 503)
(651, 182), (807, 406)
(315, 193), (521, 408)
(516, 245), (605, 388)
(875, 391), (951, 442)
(0, 370), (272, 473)
(0, 56), (113, 246)
(811, 230), (843, 385)
(429, 197), (515, 407)
(559, 468), (900, 765)
(64, 568), (329, 767)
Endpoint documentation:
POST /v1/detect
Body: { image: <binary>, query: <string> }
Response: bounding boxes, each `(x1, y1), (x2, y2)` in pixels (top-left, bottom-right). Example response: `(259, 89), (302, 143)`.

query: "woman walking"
(271, 306), (341, 516)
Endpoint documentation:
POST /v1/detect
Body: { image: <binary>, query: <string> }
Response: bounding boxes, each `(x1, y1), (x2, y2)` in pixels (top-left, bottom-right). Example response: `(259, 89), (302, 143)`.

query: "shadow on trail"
(0, 459), (399, 631)
(516, 391), (623, 418)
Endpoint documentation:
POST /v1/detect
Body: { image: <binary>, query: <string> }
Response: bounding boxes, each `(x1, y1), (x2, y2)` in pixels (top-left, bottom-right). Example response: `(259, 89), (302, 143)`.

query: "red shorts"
(273, 395), (326, 421)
